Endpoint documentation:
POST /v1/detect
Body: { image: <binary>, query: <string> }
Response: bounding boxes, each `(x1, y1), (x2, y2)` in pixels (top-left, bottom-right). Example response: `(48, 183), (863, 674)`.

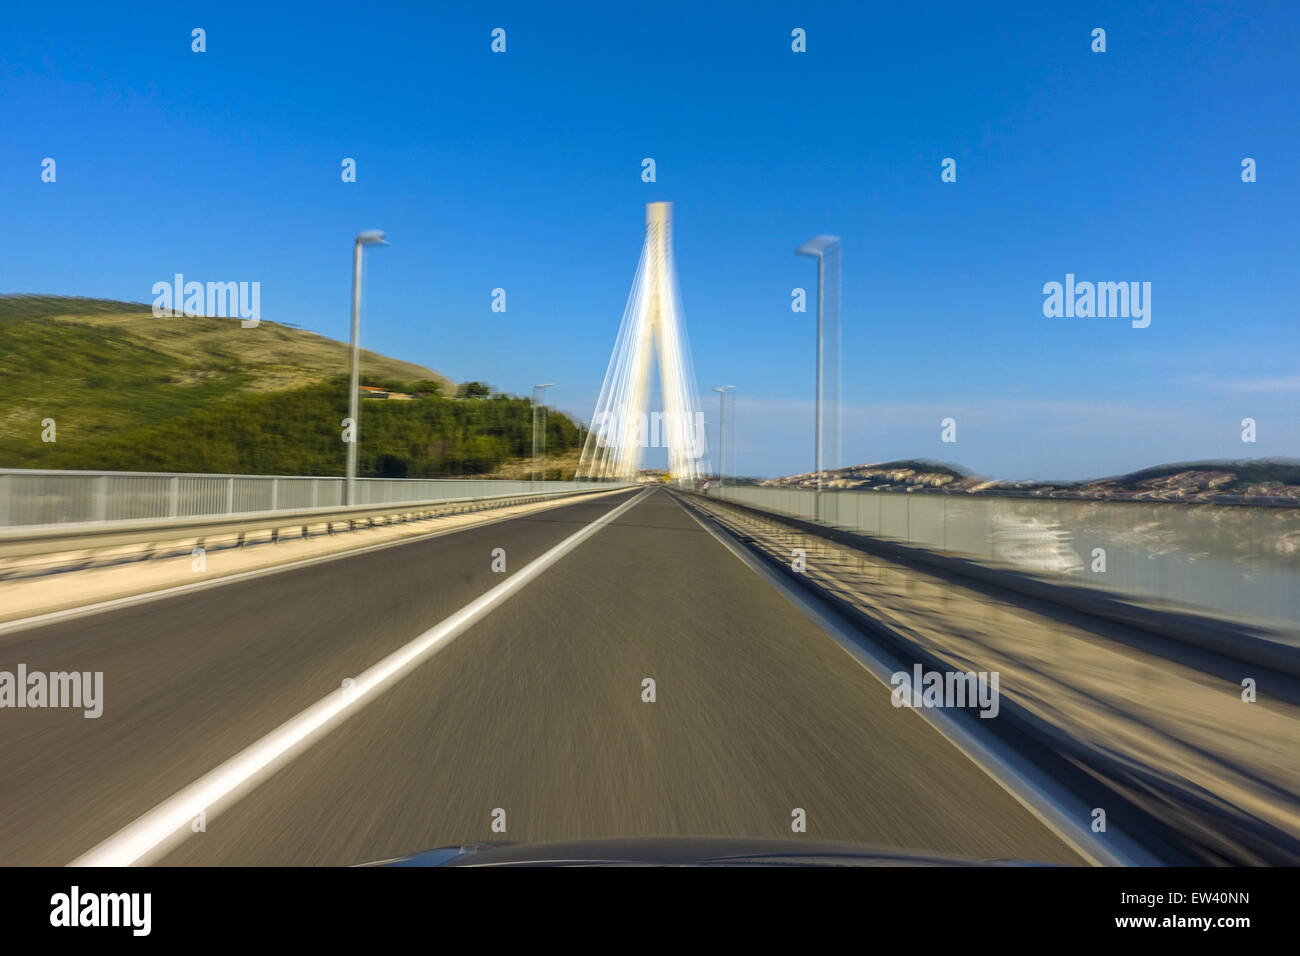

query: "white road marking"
(70, 488), (652, 867)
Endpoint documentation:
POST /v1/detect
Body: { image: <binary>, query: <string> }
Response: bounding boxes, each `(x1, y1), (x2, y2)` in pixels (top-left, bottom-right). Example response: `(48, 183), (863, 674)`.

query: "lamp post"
(532, 383), (554, 488)
(713, 385), (734, 494)
(346, 230), (389, 505)
(576, 419), (588, 482)
(795, 234), (840, 520)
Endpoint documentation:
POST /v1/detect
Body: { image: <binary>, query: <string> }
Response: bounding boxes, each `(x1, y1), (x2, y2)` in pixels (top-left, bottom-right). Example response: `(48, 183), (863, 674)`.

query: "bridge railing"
(0, 469), (611, 529)
(709, 484), (1300, 633)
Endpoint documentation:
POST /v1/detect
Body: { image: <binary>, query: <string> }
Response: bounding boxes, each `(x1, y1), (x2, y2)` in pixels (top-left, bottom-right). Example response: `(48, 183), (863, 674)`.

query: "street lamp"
(532, 383), (554, 488)
(346, 229), (388, 505)
(713, 385), (734, 494)
(796, 234), (840, 520)
(576, 419), (589, 482)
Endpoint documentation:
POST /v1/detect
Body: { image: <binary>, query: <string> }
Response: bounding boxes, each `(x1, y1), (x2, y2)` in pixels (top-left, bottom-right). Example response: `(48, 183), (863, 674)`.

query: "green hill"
(0, 295), (578, 477)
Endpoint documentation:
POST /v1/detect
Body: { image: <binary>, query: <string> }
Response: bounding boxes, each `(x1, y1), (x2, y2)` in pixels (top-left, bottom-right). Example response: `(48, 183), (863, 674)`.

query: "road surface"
(0, 487), (1081, 865)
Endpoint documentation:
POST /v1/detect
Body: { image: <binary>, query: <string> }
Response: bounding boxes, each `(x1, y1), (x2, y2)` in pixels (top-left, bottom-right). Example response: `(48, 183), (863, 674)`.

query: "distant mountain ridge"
(757, 459), (1300, 505)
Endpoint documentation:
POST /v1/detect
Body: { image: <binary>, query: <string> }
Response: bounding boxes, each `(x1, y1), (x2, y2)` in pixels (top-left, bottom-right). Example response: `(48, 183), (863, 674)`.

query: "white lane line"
(71, 487), (653, 867)
(0, 488), (633, 642)
(673, 493), (1160, 867)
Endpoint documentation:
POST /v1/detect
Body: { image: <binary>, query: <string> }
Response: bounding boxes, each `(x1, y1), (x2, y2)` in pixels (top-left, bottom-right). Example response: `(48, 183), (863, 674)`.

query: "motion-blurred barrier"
(679, 491), (1300, 863)
(707, 484), (1300, 633)
(0, 469), (614, 529)
(0, 487), (631, 562)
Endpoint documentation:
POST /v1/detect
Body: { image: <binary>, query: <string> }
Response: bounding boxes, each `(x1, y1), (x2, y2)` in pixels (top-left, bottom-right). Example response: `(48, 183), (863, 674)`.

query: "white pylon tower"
(578, 202), (706, 482)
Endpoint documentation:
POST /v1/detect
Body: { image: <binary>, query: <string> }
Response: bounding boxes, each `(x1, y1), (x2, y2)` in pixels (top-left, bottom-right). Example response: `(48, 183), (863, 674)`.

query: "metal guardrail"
(679, 491), (1300, 865)
(0, 469), (613, 529)
(706, 483), (1300, 632)
(0, 484), (633, 560)
(684, 489), (1300, 677)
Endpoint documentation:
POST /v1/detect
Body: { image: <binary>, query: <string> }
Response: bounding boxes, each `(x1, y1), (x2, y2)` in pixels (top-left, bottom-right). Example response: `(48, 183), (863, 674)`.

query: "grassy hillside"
(0, 295), (577, 477)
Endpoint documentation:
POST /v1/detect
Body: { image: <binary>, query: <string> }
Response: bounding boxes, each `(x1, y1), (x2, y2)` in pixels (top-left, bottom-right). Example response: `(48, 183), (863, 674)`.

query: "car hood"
(363, 836), (1051, 867)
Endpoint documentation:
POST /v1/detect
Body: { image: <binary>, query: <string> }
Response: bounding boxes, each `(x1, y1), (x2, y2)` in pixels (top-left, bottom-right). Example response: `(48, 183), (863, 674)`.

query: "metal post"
(532, 383), (553, 490)
(346, 240), (363, 505)
(797, 234), (839, 524)
(345, 230), (387, 505)
(713, 385), (733, 494)
(815, 254), (824, 520)
(718, 388), (726, 491)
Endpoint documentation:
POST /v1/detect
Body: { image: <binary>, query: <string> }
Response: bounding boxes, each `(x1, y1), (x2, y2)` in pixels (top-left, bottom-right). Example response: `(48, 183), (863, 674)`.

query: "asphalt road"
(0, 487), (1080, 865)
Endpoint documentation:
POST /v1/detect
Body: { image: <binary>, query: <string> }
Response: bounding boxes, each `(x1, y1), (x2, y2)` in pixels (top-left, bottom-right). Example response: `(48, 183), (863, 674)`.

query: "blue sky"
(2, 0), (1298, 480)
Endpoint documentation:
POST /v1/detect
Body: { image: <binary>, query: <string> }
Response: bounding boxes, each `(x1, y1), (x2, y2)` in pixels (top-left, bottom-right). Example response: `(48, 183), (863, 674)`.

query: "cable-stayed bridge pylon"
(578, 202), (706, 482)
